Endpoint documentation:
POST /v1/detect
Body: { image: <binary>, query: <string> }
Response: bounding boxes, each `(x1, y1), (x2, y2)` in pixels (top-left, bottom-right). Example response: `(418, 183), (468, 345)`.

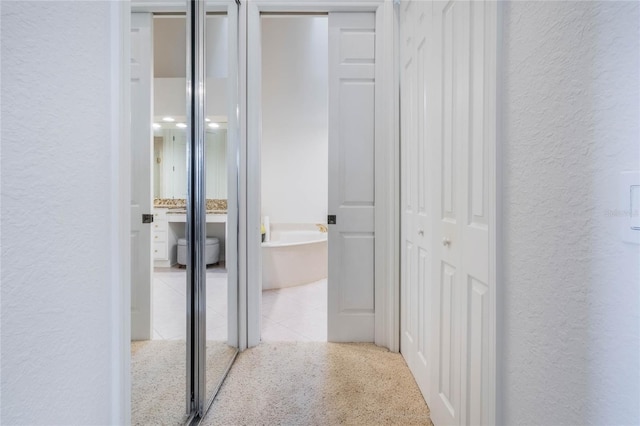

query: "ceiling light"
(176, 123), (187, 128)
(162, 117), (175, 122)
(208, 123), (219, 129)
(205, 118), (211, 122)
(152, 123), (161, 129)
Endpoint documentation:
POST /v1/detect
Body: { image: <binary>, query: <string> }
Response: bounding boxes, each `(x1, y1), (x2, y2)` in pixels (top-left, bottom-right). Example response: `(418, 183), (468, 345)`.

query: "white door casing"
(400, 1), (497, 424)
(130, 12), (153, 341)
(327, 12), (376, 342)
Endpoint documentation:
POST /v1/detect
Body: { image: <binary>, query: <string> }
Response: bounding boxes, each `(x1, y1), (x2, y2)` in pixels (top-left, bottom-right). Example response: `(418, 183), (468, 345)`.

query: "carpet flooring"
(201, 342), (431, 425)
(131, 340), (237, 426)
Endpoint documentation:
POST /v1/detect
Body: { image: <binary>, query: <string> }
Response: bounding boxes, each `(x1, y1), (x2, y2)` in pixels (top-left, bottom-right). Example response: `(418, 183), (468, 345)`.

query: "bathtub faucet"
(316, 224), (328, 233)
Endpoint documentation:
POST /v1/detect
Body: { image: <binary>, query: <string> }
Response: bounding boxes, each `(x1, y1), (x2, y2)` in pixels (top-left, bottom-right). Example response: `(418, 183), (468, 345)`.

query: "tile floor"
(153, 264), (228, 341)
(261, 279), (327, 342)
(153, 266), (327, 342)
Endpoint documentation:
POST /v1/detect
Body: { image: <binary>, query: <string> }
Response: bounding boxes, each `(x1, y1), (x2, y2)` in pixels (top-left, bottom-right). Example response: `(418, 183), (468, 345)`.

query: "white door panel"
(431, 1), (469, 422)
(400, 0), (431, 401)
(130, 13), (153, 341)
(459, 2), (495, 424)
(328, 12), (376, 342)
(401, 1), (496, 424)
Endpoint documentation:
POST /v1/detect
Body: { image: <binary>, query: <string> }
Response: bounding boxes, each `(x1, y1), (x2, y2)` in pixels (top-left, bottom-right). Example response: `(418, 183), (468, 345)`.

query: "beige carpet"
(131, 340), (237, 426)
(201, 342), (431, 425)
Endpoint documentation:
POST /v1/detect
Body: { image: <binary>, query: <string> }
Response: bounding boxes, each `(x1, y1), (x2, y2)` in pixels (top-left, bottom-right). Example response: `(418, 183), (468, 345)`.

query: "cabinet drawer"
(153, 221), (167, 231)
(153, 210), (167, 222)
(153, 230), (167, 243)
(153, 242), (168, 260)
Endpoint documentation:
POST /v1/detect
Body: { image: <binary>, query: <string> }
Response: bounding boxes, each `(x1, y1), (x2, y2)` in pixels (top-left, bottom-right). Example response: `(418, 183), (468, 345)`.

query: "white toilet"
(177, 237), (220, 266)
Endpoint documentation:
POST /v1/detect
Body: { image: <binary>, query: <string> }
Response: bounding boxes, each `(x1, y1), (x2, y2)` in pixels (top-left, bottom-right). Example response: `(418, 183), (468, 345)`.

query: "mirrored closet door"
(130, 0), (239, 423)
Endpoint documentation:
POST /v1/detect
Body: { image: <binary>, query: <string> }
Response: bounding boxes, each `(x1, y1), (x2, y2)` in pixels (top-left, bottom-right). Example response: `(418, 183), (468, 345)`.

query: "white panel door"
(206, 129), (227, 198)
(429, 1), (495, 425)
(172, 130), (188, 199)
(400, 0), (432, 400)
(429, 1), (469, 422)
(460, 3), (496, 424)
(400, 0), (496, 424)
(327, 12), (376, 342)
(130, 13), (153, 341)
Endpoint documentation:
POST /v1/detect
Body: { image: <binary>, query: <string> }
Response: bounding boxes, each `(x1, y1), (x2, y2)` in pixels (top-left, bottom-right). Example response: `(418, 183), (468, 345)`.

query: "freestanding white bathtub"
(261, 224), (328, 290)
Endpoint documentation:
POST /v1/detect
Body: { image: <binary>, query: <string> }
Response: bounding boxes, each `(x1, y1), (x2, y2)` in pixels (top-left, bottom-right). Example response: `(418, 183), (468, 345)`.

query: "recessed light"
(205, 118), (211, 122)
(162, 117), (175, 122)
(176, 123), (187, 128)
(208, 123), (219, 129)
(152, 123), (161, 129)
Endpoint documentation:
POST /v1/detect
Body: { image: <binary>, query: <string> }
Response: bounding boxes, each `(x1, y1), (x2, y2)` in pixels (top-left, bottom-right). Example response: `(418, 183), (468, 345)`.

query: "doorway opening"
(259, 14), (329, 342)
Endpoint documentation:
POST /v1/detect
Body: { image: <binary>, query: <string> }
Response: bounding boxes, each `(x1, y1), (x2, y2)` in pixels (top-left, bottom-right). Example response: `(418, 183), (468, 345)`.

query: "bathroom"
(260, 14), (329, 342)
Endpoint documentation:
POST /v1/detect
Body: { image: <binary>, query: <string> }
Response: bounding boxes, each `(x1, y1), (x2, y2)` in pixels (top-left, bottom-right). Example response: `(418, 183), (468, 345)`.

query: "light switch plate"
(620, 171), (640, 244)
(631, 185), (640, 230)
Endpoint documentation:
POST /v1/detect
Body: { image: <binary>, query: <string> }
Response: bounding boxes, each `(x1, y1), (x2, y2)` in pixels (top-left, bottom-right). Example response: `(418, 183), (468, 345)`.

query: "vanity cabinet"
(152, 206), (227, 267)
(153, 208), (171, 267)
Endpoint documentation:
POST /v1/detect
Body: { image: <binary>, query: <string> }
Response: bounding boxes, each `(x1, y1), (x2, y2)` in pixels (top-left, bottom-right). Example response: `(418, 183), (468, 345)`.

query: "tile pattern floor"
(153, 266), (327, 342)
(261, 279), (327, 342)
(153, 265), (228, 341)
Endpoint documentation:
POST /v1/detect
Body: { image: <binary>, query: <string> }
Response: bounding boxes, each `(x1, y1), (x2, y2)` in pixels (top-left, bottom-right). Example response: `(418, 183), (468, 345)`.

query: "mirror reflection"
(131, 11), (237, 425)
(153, 124), (228, 199)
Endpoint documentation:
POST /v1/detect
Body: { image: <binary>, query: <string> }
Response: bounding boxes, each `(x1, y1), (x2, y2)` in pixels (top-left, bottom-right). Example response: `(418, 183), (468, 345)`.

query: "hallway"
(2, 1), (639, 425)
(201, 342), (431, 425)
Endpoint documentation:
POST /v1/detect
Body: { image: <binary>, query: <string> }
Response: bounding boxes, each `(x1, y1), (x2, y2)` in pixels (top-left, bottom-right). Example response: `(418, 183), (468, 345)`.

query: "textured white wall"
(261, 16), (328, 224)
(502, 1), (640, 424)
(1, 2), (119, 424)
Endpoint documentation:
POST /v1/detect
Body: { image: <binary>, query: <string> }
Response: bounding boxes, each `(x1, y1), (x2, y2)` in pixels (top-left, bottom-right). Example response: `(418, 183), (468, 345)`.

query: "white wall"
(501, 1), (640, 424)
(261, 16), (328, 224)
(154, 16), (229, 121)
(1, 2), (121, 424)
(154, 78), (228, 119)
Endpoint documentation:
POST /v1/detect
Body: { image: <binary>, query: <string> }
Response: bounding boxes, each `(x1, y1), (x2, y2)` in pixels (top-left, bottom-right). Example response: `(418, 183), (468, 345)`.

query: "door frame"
(112, 2), (131, 423)
(243, 0), (399, 350)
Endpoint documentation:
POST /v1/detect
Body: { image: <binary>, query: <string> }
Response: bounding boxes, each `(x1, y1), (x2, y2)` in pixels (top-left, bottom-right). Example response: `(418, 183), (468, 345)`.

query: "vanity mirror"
(153, 125), (228, 199)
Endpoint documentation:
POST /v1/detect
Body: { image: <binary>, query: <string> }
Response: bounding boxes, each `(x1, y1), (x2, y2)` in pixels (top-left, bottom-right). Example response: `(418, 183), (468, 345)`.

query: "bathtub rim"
(261, 236), (327, 248)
